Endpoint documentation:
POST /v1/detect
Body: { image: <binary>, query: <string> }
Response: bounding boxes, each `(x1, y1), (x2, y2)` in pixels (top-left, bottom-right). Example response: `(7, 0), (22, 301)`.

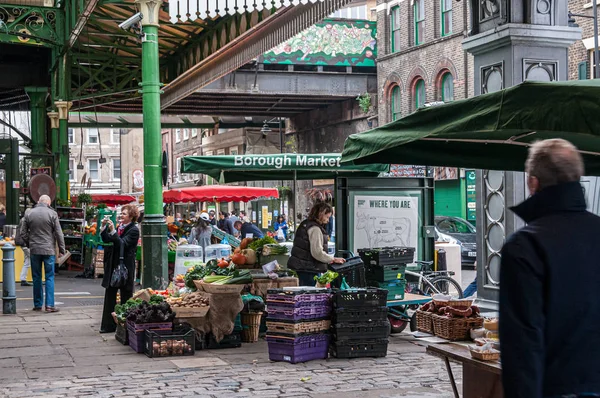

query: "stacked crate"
(359, 247), (415, 301)
(330, 288), (390, 358)
(265, 288), (332, 364)
(93, 248), (104, 278)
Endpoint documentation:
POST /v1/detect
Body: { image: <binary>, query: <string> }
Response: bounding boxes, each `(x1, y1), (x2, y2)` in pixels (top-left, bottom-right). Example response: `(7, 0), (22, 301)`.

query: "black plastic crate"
(144, 325), (195, 358)
(206, 332), (242, 349)
(332, 288), (388, 308)
(333, 306), (389, 323)
(333, 321), (390, 341)
(115, 323), (128, 346)
(367, 264), (407, 282)
(330, 339), (389, 359)
(329, 258), (366, 289)
(358, 247), (415, 267)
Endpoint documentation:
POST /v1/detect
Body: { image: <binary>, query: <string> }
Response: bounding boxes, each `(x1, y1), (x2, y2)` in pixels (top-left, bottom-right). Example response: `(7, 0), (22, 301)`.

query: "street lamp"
(569, 6), (599, 79)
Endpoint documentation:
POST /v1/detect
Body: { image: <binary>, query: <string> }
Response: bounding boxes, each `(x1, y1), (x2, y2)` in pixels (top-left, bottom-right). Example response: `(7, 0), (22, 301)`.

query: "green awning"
(182, 153), (389, 182)
(341, 79), (600, 174)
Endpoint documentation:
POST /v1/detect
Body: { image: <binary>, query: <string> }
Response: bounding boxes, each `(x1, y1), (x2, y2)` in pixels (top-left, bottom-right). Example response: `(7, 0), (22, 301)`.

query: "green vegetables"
(149, 295), (164, 304)
(248, 236), (278, 251)
(184, 261), (251, 290)
(114, 298), (143, 322)
(203, 270), (253, 285)
(126, 301), (175, 324)
(314, 271), (339, 285)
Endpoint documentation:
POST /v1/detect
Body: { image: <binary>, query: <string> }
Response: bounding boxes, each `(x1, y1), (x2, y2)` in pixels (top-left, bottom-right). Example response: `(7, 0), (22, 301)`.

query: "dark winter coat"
(288, 220), (328, 273)
(240, 222), (264, 239)
(100, 223), (140, 291)
(500, 181), (600, 398)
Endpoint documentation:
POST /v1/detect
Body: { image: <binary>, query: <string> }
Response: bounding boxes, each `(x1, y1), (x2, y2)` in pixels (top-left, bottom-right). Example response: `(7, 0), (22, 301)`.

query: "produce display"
(126, 300), (175, 324)
(147, 289), (171, 298)
(202, 270), (252, 285)
(314, 271), (339, 285)
(184, 260), (253, 290)
(114, 298), (143, 322)
(167, 293), (209, 308)
(247, 236), (278, 252)
(150, 335), (193, 357)
(261, 243), (288, 256)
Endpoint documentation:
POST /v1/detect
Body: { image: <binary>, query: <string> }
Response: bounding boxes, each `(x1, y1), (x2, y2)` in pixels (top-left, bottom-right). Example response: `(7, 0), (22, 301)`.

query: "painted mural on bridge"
(263, 19), (377, 67)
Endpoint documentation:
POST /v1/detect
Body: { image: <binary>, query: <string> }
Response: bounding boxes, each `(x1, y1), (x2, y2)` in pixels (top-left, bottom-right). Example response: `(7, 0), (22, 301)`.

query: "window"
(112, 159), (121, 180)
(191, 128), (198, 137)
(391, 6), (401, 53)
(441, 0), (452, 36)
(111, 129), (120, 144)
(88, 159), (99, 180)
(414, 0), (425, 45)
(437, 217), (476, 234)
(176, 157), (181, 181)
(329, 4), (367, 19)
(68, 128), (74, 144)
(183, 128), (189, 140)
(69, 159), (76, 181)
(578, 61), (589, 80)
(175, 129), (181, 143)
(229, 146), (239, 156)
(217, 149), (225, 155)
(87, 128), (99, 144)
(414, 79), (426, 110)
(391, 86), (402, 121)
(441, 73), (454, 101)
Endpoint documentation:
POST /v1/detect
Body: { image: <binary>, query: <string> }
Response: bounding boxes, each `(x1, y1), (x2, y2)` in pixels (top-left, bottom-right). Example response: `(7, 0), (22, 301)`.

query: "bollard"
(2, 243), (16, 314)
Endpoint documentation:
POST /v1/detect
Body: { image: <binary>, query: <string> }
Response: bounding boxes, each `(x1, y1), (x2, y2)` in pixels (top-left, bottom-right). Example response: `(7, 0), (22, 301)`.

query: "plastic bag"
(110, 260), (128, 288)
(276, 228), (285, 241)
(340, 276), (351, 290)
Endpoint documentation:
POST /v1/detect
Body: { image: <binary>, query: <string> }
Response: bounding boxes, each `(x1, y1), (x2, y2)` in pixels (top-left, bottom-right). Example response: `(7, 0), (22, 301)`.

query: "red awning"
(163, 185), (279, 203)
(73, 194), (137, 206)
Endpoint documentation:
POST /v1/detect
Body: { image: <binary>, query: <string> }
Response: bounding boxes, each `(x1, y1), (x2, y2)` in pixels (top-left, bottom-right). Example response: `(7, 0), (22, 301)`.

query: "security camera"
(118, 12), (143, 30)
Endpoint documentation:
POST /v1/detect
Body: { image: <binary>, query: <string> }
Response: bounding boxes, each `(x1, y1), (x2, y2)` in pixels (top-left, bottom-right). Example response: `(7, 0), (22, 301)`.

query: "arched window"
(391, 85), (402, 121)
(414, 79), (426, 110)
(441, 72), (454, 102)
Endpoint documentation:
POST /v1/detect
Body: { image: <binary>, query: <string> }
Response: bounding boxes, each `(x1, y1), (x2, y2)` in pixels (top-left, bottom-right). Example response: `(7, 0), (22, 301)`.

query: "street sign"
(466, 170), (476, 222)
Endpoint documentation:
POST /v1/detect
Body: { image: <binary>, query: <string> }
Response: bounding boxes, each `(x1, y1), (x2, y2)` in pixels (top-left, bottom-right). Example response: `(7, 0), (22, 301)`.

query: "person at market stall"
(287, 202), (345, 286)
(189, 212), (212, 251)
(0, 204), (6, 231)
(208, 210), (217, 226)
(99, 204), (140, 333)
(500, 139), (600, 398)
(234, 220), (264, 239)
(273, 215), (288, 242)
(218, 212), (236, 236)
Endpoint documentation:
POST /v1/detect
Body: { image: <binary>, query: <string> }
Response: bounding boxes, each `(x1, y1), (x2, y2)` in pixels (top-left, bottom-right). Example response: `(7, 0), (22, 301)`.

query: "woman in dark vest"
(99, 204), (140, 333)
(288, 202), (345, 286)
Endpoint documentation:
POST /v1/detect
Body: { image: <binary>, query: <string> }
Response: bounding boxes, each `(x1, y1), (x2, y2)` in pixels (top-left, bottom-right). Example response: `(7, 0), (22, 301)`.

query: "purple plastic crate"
(267, 333), (329, 363)
(266, 302), (331, 321)
(266, 292), (331, 304)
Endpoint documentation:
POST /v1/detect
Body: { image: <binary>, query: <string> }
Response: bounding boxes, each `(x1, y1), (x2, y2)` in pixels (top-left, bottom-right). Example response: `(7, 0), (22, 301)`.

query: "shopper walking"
(288, 202), (345, 286)
(18, 195), (65, 312)
(99, 204), (140, 333)
(273, 215), (288, 241)
(500, 139), (600, 398)
(15, 209), (33, 286)
(189, 213), (212, 251)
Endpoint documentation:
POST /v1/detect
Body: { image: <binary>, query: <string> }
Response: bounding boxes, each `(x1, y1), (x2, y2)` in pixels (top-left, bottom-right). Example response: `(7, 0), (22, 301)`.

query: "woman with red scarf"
(99, 204), (140, 333)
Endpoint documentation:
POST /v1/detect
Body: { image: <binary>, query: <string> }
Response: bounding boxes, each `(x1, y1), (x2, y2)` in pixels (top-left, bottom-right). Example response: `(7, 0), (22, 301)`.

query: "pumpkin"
(231, 253), (246, 265)
(240, 238), (253, 250)
(241, 249), (256, 265)
(233, 247), (241, 255)
(217, 259), (229, 268)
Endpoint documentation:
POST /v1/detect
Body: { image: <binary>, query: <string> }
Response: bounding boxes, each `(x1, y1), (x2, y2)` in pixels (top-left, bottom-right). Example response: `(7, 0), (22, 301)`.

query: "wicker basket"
(415, 310), (434, 334)
(469, 346), (500, 361)
(448, 299), (473, 308)
(432, 314), (484, 341)
(432, 299), (450, 308)
(241, 312), (263, 343)
(194, 280), (245, 294)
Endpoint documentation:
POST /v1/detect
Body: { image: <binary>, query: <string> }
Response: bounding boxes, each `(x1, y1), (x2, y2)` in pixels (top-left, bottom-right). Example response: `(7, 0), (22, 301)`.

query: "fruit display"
(167, 293), (209, 308)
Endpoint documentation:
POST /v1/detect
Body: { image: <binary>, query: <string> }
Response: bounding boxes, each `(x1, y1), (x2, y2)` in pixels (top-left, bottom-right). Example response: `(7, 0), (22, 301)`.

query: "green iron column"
(25, 87), (48, 156)
(55, 100), (72, 201)
(137, 0), (168, 289)
(48, 111), (60, 182)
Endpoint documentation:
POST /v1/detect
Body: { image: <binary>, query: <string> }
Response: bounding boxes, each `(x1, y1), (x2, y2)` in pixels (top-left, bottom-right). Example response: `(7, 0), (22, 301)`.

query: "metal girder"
(160, 0), (355, 109)
(0, 5), (61, 46)
(67, 0), (99, 48)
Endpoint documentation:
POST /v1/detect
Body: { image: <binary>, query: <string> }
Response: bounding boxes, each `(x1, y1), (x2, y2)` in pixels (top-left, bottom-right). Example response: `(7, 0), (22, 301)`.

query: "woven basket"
(241, 312), (263, 343)
(469, 347), (500, 361)
(415, 310), (434, 334)
(432, 315), (484, 341)
(448, 299), (473, 308)
(432, 299), (450, 308)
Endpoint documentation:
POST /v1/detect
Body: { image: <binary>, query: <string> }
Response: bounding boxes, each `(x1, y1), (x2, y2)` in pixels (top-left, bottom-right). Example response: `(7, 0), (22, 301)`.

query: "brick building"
(567, 0), (597, 80)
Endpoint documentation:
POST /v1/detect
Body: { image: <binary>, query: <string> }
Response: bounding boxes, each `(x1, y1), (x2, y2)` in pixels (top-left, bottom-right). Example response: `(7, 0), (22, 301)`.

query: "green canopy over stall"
(340, 79), (600, 174)
(182, 153), (390, 182)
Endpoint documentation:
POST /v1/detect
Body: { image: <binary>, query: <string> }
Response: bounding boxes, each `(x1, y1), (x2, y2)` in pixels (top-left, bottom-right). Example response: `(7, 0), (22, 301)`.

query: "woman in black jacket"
(99, 204), (140, 333)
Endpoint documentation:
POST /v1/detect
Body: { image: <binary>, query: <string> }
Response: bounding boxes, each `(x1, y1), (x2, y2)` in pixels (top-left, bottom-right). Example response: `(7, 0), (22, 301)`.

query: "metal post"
(2, 244), (16, 314)
(594, 0), (599, 78)
(137, 0), (168, 289)
(55, 99), (72, 201)
(24, 87), (48, 155)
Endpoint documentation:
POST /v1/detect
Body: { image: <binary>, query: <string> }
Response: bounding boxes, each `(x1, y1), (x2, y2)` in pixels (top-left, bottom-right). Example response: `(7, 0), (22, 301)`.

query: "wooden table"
(427, 343), (503, 398)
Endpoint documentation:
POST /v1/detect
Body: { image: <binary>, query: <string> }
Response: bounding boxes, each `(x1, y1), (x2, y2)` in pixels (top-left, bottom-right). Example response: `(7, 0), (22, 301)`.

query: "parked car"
(434, 216), (477, 267)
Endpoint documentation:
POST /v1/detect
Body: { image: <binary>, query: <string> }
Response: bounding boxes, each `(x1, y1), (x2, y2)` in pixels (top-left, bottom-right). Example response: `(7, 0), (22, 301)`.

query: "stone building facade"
(567, 0), (597, 80)
(375, 0), (474, 125)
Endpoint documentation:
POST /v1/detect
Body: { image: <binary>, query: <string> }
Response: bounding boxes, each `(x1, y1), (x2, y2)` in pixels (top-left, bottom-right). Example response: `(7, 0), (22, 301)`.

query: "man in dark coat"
(500, 138), (600, 398)
(233, 220), (264, 239)
(99, 204), (140, 333)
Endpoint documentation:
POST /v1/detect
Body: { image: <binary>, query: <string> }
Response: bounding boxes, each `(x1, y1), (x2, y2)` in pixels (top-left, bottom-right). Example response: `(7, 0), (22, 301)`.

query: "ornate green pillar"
(48, 111), (60, 181)
(55, 100), (72, 201)
(137, 0), (167, 289)
(25, 87), (48, 155)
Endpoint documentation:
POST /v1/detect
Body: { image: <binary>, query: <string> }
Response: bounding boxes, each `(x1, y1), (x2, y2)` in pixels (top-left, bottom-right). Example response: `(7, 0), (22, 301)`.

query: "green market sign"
(466, 170), (476, 222)
(234, 154), (342, 169)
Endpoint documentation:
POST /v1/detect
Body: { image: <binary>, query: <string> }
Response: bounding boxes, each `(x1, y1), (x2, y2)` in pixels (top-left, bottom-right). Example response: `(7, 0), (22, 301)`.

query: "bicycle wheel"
(423, 276), (464, 299)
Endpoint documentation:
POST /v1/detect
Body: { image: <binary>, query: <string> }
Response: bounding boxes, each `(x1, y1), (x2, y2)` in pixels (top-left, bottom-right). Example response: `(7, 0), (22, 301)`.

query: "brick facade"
(376, 0), (474, 125)
(567, 0), (596, 80)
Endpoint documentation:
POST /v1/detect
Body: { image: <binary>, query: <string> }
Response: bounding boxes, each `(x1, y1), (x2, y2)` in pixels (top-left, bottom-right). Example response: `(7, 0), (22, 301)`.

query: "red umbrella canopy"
(72, 194), (137, 206)
(163, 185), (279, 203)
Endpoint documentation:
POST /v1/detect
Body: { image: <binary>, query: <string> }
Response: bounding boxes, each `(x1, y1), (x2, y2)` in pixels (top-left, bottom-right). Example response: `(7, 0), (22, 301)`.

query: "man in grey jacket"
(19, 195), (65, 313)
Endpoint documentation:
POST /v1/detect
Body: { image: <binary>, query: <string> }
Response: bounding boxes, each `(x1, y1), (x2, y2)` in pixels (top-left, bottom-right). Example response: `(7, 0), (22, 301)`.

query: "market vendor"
(234, 220), (264, 239)
(287, 202), (345, 286)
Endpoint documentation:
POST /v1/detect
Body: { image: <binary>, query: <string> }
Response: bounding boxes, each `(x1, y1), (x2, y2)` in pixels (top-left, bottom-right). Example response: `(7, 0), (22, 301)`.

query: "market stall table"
(427, 343), (502, 398)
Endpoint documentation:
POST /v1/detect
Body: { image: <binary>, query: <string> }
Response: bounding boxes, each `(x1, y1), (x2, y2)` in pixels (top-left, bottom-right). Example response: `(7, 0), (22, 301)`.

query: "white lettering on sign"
(233, 155), (342, 169)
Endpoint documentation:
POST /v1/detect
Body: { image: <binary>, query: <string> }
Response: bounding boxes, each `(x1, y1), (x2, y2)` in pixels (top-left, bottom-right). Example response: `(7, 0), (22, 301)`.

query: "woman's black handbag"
(110, 243), (128, 288)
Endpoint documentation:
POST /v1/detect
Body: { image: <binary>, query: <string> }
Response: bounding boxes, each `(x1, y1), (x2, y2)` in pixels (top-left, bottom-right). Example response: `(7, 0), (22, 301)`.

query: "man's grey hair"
(38, 195), (52, 205)
(525, 139), (584, 190)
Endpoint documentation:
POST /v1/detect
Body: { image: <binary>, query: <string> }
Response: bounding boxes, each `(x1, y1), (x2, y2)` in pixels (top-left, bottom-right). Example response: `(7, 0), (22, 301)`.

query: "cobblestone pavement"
(0, 306), (462, 397)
